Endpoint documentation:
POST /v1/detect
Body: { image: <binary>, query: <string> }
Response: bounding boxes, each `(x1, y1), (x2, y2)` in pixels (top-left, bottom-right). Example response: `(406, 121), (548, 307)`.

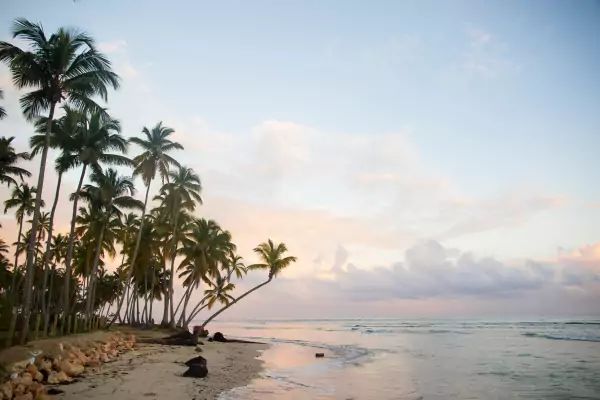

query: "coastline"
(56, 340), (268, 400)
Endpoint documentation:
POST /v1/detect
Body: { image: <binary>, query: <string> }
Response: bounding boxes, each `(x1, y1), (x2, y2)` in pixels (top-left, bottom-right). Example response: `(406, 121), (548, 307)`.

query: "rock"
(0, 382), (13, 399)
(212, 332), (227, 342)
(193, 326), (209, 338)
(13, 392), (33, 400)
(315, 353), (325, 358)
(59, 360), (84, 377)
(47, 371), (72, 384)
(194, 346), (203, 353)
(182, 356), (208, 378)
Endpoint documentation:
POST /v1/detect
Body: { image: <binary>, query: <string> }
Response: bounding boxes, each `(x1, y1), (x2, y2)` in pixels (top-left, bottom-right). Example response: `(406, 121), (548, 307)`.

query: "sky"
(1, 0), (599, 319)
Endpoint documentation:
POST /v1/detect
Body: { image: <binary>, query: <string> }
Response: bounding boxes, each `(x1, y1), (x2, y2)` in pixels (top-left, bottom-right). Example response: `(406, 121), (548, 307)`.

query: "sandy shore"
(53, 340), (267, 400)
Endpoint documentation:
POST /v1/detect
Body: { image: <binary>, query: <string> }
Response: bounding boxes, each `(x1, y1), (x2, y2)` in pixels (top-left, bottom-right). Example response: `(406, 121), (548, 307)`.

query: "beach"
(0, 328), (267, 400)
(56, 341), (266, 400)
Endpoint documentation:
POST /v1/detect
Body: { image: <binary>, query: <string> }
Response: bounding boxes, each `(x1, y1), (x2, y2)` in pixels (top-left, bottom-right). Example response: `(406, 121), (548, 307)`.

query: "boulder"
(58, 360), (84, 377)
(212, 332), (227, 342)
(182, 356), (208, 378)
(13, 392), (33, 400)
(0, 382), (13, 399)
(192, 326), (209, 338)
(315, 353), (325, 358)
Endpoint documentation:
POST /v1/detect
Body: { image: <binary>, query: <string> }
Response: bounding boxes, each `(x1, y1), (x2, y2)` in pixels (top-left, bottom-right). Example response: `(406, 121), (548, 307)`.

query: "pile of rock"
(0, 333), (136, 400)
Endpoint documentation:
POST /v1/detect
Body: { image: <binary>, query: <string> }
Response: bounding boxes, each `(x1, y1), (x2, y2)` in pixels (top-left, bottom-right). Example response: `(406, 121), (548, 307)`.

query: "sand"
(0, 328), (267, 400)
(55, 341), (267, 400)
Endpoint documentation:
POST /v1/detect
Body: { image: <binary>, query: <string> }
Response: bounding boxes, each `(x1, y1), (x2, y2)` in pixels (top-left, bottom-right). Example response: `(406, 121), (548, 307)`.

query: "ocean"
(205, 319), (600, 400)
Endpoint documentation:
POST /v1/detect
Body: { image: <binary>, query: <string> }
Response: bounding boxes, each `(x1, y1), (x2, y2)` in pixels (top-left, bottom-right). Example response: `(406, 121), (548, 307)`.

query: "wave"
(522, 332), (600, 343)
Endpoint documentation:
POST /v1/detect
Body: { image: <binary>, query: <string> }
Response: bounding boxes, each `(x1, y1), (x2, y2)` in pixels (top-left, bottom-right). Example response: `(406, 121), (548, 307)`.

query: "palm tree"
(0, 88), (6, 119)
(3, 184), (41, 346)
(31, 108), (81, 330)
(0, 18), (119, 343)
(111, 122), (182, 324)
(199, 240), (296, 330)
(0, 137), (30, 187)
(156, 166), (202, 326)
(61, 110), (130, 319)
(4, 184), (40, 280)
(78, 168), (143, 324)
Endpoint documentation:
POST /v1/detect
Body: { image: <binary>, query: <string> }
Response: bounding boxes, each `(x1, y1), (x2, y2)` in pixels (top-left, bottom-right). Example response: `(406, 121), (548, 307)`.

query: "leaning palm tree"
(61, 110), (131, 319)
(0, 18), (119, 343)
(0, 136), (30, 187)
(199, 240), (297, 330)
(78, 168), (143, 324)
(111, 122), (182, 324)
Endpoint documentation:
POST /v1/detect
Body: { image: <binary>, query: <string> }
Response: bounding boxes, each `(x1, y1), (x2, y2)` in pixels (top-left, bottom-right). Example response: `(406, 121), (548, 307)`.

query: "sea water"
(208, 319), (600, 400)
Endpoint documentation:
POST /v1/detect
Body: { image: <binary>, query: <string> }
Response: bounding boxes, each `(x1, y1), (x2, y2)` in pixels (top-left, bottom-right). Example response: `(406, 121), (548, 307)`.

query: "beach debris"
(194, 346), (203, 353)
(182, 356), (208, 378)
(0, 332), (137, 400)
(212, 332), (227, 342)
(315, 353), (325, 358)
(193, 326), (209, 338)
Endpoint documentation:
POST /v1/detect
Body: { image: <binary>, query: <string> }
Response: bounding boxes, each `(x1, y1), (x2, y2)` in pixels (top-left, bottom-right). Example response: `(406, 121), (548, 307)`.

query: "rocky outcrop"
(0, 333), (136, 400)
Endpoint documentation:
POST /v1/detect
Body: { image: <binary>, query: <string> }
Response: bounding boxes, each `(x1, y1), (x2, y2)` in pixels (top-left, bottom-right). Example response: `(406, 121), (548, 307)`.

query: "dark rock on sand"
(315, 353), (325, 358)
(213, 332), (227, 342)
(193, 326), (209, 338)
(183, 356), (208, 378)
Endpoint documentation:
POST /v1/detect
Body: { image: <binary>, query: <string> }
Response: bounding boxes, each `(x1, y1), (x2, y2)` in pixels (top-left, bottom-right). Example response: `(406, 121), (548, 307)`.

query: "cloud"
(462, 27), (518, 78)
(98, 39), (128, 54)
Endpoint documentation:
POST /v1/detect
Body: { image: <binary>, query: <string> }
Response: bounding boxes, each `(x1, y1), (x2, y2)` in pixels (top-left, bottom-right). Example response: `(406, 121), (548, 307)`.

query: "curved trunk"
(110, 181), (151, 325)
(62, 162), (88, 317)
(40, 172), (63, 336)
(201, 277), (272, 330)
(19, 101), (56, 344)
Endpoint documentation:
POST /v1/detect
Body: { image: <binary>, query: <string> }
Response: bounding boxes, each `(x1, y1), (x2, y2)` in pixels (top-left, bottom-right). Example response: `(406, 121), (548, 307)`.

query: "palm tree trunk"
(10, 216), (24, 300)
(86, 220), (106, 327)
(40, 172), (62, 337)
(110, 181), (151, 326)
(168, 212), (180, 327)
(19, 101), (56, 344)
(200, 277), (272, 331)
(62, 163), (88, 318)
(43, 264), (56, 336)
(160, 257), (170, 326)
(149, 268), (156, 325)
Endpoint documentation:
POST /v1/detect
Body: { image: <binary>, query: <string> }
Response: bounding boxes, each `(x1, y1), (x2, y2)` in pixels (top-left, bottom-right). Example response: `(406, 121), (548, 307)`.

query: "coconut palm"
(78, 168), (143, 323)
(156, 166), (202, 326)
(61, 110), (131, 318)
(111, 122), (183, 324)
(4, 184), (40, 278)
(0, 137), (30, 187)
(199, 240), (296, 330)
(0, 18), (120, 343)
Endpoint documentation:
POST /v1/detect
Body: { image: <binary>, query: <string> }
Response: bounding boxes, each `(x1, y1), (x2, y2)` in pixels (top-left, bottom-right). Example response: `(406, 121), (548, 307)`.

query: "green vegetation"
(0, 18), (296, 346)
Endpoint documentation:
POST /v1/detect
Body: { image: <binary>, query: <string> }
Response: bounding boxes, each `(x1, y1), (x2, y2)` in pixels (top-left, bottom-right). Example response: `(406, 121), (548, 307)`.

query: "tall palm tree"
(0, 18), (119, 343)
(78, 168), (143, 323)
(0, 137), (30, 187)
(31, 109), (81, 329)
(3, 184), (41, 346)
(61, 110), (131, 318)
(4, 184), (40, 279)
(112, 122), (182, 324)
(157, 166), (202, 326)
(200, 240), (296, 330)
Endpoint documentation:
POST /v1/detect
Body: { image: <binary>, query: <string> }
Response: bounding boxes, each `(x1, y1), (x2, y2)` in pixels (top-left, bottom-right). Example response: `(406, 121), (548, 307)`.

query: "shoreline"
(56, 340), (268, 400)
